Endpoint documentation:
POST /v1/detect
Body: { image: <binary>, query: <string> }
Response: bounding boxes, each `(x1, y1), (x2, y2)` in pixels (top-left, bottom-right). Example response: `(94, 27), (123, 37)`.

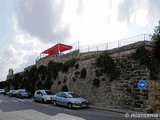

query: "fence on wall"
(37, 34), (152, 61)
(79, 34), (152, 53)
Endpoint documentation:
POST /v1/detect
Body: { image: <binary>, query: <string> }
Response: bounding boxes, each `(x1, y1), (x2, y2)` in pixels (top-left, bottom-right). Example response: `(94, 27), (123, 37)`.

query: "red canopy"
(41, 43), (72, 55)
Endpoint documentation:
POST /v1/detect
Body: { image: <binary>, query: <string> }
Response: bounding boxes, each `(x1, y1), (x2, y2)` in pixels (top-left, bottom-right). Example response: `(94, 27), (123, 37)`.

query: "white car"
(34, 90), (55, 103)
(0, 89), (6, 95)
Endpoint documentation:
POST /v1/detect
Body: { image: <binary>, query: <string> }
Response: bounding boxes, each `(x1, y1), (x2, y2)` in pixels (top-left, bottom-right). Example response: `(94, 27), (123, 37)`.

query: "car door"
(61, 93), (68, 106)
(55, 93), (63, 105)
(36, 91), (42, 101)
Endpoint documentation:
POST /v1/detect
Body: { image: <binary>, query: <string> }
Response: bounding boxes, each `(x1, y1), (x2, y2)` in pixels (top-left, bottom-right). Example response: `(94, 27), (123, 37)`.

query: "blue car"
(52, 92), (89, 109)
(16, 89), (31, 98)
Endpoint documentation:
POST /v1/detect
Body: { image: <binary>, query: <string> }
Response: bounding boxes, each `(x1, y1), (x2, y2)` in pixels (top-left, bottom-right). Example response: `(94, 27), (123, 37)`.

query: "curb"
(89, 105), (144, 115)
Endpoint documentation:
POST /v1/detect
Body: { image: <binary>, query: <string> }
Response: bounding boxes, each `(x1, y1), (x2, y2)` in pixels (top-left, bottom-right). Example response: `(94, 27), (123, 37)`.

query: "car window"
(0, 89), (5, 92)
(68, 93), (80, 98)
(12, 90), (17, 93)
(36, 91), (41, 95)
(19, 89), (29, 92)
(56, 93), (62, 97)
(44, 91), (54, 95)
(21, 91), (27, 93)
(61, 93), (67, 98)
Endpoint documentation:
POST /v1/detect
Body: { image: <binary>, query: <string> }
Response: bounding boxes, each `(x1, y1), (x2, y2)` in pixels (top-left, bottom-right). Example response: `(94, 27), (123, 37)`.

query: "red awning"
(41, 43), (72, 55)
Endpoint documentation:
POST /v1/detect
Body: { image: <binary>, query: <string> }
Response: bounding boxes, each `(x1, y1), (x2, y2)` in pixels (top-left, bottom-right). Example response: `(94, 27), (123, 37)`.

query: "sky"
(0, 0), (160, 81)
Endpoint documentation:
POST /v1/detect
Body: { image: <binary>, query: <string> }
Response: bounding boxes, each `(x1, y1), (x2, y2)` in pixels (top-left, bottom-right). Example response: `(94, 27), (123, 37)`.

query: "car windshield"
(68, 93), (80, 98)
(21, 91), (27, 93)
(11, 90), (17, 93)
(20, 89), (29, 92)
(0, 89), (5, 92)
(44, 91), (54, 95)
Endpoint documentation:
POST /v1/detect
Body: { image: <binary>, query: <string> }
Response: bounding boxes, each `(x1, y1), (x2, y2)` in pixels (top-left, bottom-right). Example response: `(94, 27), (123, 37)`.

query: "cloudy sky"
(0, 0), (160, 81)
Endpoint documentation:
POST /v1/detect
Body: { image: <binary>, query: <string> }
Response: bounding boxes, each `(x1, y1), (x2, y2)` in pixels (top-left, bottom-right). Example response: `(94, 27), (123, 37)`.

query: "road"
(0, 95), (157, 120)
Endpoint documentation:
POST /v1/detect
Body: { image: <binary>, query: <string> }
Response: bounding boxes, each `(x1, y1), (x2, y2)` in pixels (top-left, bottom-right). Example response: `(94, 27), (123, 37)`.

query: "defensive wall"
(5, 35), (160, 112)
(35, 40), (160, 112)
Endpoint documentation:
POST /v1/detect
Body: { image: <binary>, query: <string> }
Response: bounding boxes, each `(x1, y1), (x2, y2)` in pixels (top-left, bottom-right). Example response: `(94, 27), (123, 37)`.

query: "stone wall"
(148, 81), (160, 112)
(34, 41), (158, 112)
(8, 40), (160, 112)
(50, 51), (151, 111)
(36, 50), (79, 67)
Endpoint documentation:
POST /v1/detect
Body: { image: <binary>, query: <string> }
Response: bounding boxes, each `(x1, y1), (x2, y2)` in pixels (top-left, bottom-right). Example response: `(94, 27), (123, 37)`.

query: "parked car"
(0, 89), (6, 95)
(8, 90), (18, 97)
(34, 90), (55, 103)
(16, 89), (31, 98)
(52, 92), (89, 109)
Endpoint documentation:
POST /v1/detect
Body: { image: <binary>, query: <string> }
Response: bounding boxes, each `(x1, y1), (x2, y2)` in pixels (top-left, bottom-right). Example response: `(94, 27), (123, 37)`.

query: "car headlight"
(74, 101), (80, 104)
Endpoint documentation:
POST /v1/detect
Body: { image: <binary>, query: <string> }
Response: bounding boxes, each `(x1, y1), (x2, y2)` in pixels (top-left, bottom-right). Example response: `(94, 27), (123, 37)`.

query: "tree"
(152, 21), (160, 60)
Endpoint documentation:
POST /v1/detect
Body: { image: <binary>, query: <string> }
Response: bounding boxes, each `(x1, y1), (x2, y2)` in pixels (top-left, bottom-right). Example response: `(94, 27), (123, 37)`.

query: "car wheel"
(53, 100), (57, 106)
(68, 103), (72, 109)
(42, 98), (44, 103)
(34, 97), (36, 101)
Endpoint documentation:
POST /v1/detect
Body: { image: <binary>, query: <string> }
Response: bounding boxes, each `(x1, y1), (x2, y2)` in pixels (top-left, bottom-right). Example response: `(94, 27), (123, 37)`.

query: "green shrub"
(36, 81), (43, 89)
(57, 81), (61, 85)
(47, 61), (63, 72)
(41, 74), (46, 81)
(62, 63), (69, 73)
(47, 61), (61, 79)
(133, 46), (160, 80)
(101, 78), (106, 81)
(133, 46), (152, 66)
(95, 69), (102, 77)
(75, 71), (80, 77)
(152, 21), (160, 60)
(0, 81), (6, 89)
(62, 85), (68, 92)
(95, 52), (119, 81)
(62, 58), (77, 73)
(75, 63), (79, 69)
(65, 58), (77, 67)
(64, 76), (67, 80)
(72, 77), (77, 82)
(80, 68), (87, 78)
(63, 79), (66, 84)
(37, 65), (46, 75)
(93, 78), (100, 87)
(42, 77), (53, 89)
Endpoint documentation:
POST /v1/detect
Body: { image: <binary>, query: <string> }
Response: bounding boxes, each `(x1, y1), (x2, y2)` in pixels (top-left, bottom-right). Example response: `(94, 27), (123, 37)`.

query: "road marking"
(16, 99), (26, 102)
(64, 109), (73, 112)
(24, 99), (33, 102)
(0, 100), (10, 103)
(10, 100), (18, 102)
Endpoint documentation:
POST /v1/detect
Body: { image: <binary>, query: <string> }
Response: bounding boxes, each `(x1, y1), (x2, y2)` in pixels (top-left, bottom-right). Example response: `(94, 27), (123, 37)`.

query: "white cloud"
(1, 0), (160, 82)
(15, 0), (70, 43)
(0, 41), (41, 81)
(0, 17), (50, 81)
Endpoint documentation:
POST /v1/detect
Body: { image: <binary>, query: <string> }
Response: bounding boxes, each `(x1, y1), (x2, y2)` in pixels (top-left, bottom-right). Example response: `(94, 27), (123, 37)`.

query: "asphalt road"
(0, 95), (157, 120)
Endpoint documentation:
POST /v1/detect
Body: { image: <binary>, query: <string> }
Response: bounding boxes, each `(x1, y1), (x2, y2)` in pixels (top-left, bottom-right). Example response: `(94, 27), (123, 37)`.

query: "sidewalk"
(89, 105), (146, 114)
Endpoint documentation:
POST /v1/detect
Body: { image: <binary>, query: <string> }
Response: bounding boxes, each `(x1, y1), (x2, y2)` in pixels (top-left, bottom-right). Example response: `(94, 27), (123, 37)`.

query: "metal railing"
(37, 34), (152, 61)
(79, 34), (152, 53)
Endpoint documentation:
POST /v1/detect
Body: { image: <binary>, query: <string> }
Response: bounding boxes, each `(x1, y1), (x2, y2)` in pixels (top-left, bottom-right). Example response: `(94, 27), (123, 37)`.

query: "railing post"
(106, 43), (108, 50)
(88, 45), (90, 52)
(118, 41), (120, 47)
(78, 41), (80, 50)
